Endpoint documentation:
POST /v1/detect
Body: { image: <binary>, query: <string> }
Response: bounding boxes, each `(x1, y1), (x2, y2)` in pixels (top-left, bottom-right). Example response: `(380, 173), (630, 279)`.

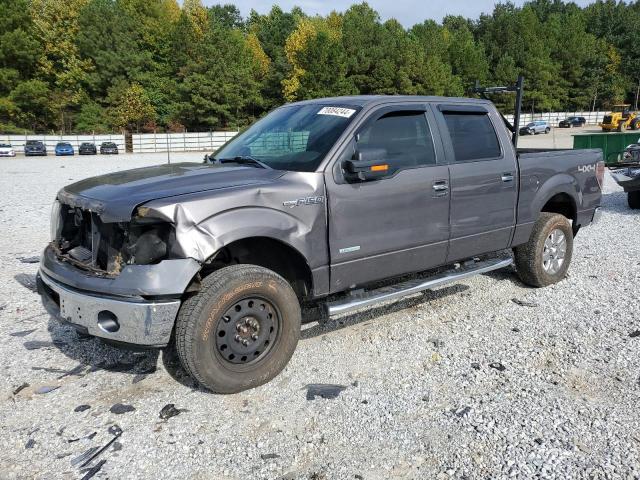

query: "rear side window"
(357, 111), (436, 170)
(442, 112), (501, 162)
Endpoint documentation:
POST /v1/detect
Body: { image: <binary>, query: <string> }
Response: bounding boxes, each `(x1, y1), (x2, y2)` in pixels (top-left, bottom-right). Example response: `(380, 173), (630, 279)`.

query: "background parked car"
(79, 142), (97, 155)
(55, 142), (74, 156)
(0, 143), (16, 157)
(519, 120), (551, 135)
(623, 143), (640, 162)
(558, 116), (586, 128)
(100, 142), (119, 154)
(24, 140), (47, 156)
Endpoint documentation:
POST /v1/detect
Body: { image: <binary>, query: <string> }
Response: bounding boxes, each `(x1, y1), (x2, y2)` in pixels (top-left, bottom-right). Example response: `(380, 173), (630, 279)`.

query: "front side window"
(356, 111), (436, 171)
(442, 112), (501, 162)
(215, 104), (361, 172)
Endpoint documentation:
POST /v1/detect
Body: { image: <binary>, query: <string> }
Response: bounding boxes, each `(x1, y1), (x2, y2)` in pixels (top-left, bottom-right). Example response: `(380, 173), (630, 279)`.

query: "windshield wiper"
(218, 156), (272, 169)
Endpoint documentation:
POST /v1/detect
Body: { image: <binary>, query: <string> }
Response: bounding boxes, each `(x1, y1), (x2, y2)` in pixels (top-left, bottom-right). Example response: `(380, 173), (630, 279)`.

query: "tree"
(30, 0), (93, 131)
(282, 15), (354, 101)
(109, 82), (156, 132)
(173, 25), (262, 129)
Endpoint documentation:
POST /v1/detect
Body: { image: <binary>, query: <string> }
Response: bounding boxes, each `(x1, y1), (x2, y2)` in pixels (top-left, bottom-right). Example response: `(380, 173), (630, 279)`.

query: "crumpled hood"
(58, 162), (285, 222)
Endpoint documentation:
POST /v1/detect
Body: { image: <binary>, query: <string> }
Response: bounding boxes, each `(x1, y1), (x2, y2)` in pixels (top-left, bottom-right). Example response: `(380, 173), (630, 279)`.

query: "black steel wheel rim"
(214, 297), (280, 365)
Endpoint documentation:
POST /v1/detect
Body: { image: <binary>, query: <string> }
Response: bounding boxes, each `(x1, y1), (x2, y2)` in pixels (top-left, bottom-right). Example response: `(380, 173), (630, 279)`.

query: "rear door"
(432, 103), (518, 262)
(324, 104), (450, 291)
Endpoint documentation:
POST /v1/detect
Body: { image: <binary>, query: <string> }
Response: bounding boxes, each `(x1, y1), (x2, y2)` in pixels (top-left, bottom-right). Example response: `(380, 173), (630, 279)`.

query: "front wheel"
(175, 264), (301, 393)
(545, 127), (550, 134)
(514, 213), (574, 287)
(629, 191), (640, 209)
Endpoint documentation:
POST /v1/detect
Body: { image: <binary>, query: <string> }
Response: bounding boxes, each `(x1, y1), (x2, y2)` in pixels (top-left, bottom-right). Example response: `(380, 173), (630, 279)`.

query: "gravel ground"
(1, 136), (639, 480)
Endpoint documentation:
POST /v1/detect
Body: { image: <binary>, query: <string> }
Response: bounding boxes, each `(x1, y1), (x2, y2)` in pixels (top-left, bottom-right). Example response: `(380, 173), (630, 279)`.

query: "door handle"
(432, 180), (449, 196)
(501, 173), (514, 182)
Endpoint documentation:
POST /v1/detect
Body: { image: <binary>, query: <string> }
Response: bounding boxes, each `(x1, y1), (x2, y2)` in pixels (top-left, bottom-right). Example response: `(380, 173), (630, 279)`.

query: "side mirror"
(343, 148), (391, 182)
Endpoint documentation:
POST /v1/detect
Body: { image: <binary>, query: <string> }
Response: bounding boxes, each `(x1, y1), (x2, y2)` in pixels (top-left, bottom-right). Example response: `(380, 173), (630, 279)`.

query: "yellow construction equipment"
(600, 104), (640, 132)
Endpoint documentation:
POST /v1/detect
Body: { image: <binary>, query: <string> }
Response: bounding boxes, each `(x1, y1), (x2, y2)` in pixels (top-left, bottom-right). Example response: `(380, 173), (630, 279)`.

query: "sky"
(201, 0), (597, 27)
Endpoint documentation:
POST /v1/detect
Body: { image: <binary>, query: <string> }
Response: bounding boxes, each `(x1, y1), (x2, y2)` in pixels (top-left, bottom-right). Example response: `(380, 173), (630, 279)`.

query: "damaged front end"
(50, 200), (176, 277)
(39, 198), (202, 347)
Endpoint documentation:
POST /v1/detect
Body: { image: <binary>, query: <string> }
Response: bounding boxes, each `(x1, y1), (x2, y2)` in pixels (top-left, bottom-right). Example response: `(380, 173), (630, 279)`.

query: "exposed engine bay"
(51, 202), (174, 276)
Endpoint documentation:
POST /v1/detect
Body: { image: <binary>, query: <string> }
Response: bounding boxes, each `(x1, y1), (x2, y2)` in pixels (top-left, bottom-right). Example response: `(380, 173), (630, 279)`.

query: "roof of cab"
(287, 95), (492, 108)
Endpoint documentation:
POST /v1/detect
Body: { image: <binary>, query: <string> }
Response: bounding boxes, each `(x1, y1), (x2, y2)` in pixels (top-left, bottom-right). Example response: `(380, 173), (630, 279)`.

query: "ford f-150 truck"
(37, 86), (604, 393)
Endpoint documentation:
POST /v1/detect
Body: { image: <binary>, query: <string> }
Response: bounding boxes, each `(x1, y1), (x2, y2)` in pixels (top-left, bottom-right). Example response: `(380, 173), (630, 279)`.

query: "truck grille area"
(54, 205), (129, 275)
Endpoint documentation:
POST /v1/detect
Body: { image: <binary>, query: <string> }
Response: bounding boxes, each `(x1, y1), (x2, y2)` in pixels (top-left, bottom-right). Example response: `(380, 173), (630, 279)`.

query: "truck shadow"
(44, 315), (160, 379)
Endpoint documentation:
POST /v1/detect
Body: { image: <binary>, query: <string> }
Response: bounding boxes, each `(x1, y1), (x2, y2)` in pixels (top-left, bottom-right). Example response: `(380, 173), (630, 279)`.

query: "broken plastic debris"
(260, 453), (280, 460)
(72, 425), (122, 469)
(489, 362), (506, 372)
(71, 447), (100, 467)
(18, 256), (40, 264)
(80, 460), (106, 480)
(13, 382), (29, 395)
(511, 298), (539, 307)
(159, 404), (185, 420)
(109, 403), (135, 414)
(304, 384), (347, 400)
(9, 329), (37, 337)
(35, 385), (60, 394)
(23, 340), (63, 351)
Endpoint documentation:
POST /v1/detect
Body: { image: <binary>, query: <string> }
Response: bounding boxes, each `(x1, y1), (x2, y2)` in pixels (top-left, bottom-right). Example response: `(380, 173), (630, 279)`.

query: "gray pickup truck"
(37, 91), (603, 393)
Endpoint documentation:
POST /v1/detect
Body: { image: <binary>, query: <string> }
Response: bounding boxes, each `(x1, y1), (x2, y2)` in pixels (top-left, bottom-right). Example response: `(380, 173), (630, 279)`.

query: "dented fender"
(137, 171), (329, 269)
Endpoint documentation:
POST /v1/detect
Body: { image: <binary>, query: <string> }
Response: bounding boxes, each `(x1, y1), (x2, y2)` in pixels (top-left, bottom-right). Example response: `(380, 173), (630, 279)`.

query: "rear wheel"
(175, 264), (301, 393)
(514, 213), (573, 287)
(629, 191), (640, 209)
(631, 119), (640, 131)
(545, 127), (550, 134)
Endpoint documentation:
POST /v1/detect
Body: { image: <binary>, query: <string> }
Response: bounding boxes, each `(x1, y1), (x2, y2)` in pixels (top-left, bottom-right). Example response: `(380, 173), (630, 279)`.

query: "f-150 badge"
(283, 196), (325, 208)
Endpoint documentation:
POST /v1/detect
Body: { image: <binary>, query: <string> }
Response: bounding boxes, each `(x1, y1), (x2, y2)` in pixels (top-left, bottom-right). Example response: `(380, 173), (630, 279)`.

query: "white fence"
(504, 111), (607, 126)
(0, 134), (125, 153)
(132, 131), (238, 153)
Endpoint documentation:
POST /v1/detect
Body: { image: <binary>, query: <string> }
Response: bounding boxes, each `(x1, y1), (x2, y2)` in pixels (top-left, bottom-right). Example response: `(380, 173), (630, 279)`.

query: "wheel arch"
(200, 236), (315, 300)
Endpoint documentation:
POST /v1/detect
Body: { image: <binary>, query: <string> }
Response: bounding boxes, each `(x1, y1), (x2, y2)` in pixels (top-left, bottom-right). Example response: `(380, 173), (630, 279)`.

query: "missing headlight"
(126, 224), (173, 265)
(130, 229), (167, 264)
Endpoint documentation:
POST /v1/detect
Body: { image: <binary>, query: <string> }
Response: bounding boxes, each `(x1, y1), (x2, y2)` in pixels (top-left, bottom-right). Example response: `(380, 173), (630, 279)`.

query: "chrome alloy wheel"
(542, 228), (567, 274)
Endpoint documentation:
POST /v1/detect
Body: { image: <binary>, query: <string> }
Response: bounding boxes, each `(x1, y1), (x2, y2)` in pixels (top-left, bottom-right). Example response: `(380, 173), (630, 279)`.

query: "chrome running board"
(326, 258), (513, 317)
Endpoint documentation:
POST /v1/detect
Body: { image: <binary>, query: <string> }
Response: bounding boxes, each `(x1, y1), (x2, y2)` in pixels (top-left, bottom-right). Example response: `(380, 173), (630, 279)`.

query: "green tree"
(109, 82), (156, 131)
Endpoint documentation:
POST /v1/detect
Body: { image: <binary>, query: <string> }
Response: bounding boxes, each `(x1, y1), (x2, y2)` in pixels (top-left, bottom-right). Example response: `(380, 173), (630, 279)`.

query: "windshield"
(214, 104), (361, 172)
(0, 144), (11, 148)
(58, 143), (71, 147)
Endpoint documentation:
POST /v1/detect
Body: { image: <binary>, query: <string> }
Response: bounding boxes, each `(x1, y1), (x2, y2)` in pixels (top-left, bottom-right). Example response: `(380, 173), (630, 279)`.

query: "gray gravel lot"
(1, 130), (639, 479)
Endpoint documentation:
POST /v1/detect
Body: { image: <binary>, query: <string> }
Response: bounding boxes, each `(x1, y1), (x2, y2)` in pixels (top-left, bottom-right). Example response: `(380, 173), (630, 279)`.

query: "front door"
(324, 105), (450, 292)
(432, 104), (518, 262)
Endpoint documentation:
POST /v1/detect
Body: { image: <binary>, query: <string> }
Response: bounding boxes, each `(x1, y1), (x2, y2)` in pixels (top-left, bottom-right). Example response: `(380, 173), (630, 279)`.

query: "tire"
(514, 212), (574, 288)
(631, 119), (640, 131)
(629, 191), (640, 209)
(617, 122), (624, 132)
(175, 264), (301, 393)
(545, 127), (550, 134)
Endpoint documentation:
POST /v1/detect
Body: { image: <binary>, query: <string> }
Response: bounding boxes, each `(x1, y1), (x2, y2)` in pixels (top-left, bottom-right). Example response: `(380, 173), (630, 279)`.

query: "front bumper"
(37, 270), (180, 347)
